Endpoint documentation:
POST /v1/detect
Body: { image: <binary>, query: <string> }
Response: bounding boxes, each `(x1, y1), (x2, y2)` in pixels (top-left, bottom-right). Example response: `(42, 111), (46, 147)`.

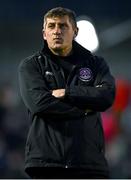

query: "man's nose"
(53, 26), (62, 34)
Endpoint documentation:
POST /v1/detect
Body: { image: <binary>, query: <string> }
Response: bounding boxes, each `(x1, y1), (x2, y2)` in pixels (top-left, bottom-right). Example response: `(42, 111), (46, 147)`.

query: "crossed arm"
(19, 57), (115, 117)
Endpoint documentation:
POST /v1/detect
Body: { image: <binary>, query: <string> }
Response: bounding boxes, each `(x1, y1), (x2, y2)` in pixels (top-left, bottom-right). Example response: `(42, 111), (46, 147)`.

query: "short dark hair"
(43, 7), (77, 29)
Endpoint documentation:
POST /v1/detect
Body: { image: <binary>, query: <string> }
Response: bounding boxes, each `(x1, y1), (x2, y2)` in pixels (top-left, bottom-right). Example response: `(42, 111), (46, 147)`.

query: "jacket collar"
(41, 40), (91, 57)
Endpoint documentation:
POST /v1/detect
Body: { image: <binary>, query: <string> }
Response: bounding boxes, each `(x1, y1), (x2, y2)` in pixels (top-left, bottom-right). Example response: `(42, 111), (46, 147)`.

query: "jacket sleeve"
(65, 57), (116, 112)
(18, 57), (84, 118)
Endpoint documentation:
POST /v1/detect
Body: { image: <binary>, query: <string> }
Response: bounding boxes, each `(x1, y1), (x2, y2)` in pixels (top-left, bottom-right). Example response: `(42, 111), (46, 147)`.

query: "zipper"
(59, 65), (77, 168)
(66, 65), (76, 87)
(60, 64), (77, 87)
(59, 67), (66, 86)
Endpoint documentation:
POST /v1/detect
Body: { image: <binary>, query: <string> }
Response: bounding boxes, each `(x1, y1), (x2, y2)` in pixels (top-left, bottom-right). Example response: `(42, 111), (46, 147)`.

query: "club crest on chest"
(78, 67), (93, 82)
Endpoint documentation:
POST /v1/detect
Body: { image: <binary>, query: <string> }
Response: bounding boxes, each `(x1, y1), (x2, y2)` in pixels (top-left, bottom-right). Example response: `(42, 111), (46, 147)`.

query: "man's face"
(43, 16), (77, 55)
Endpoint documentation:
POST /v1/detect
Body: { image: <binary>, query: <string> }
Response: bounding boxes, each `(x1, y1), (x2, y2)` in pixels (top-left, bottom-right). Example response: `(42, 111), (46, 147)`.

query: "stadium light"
(75, 16), (99, 52)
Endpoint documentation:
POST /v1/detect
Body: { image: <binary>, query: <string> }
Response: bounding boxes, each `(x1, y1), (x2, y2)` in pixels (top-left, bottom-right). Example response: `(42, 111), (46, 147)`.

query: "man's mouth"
(53, 38), (63, 43)
(53, 36), (63, 40)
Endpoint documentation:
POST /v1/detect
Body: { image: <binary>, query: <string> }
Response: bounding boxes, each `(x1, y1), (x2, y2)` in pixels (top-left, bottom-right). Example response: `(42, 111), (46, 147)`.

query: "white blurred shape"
(75, 19), (99, 52)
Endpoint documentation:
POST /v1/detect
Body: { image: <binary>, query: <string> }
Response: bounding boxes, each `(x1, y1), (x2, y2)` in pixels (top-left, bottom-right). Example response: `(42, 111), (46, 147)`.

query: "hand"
(52, 89), (65, 98)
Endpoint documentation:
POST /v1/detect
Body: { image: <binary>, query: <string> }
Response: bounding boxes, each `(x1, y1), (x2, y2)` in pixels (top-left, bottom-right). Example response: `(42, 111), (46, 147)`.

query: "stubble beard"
(50, 44), (65, 56)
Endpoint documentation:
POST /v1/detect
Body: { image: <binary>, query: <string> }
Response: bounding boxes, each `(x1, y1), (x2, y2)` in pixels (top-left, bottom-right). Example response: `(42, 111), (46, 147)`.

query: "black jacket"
(18, 41), (115, 175)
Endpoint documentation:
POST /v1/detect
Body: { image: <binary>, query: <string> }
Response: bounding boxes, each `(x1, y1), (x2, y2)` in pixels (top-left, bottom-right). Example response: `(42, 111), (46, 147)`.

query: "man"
(18, 7), (115, 178)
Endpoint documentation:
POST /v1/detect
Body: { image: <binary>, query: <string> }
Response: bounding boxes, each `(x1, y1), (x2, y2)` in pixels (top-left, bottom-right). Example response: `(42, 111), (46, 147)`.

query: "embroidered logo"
(79, 68), (92, 81)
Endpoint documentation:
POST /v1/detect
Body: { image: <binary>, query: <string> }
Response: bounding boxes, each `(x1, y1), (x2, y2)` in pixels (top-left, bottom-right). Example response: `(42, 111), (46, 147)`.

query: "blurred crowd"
(0, 77), (131, 178)
(102, 78), (131, 178)
(0, 81), (29, 178)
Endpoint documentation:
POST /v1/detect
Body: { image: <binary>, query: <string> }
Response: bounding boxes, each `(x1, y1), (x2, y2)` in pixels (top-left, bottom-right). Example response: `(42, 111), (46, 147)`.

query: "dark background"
(0, 0), (131, 178)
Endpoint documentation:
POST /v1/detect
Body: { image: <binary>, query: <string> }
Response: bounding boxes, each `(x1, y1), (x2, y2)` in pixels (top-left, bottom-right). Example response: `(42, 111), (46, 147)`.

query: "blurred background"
(0, 0), (131, 178)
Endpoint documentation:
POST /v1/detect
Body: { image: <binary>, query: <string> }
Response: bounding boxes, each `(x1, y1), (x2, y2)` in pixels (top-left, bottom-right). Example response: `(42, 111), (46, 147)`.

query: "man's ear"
(74, 27), (79, 38)
(42, 29), (46, 40)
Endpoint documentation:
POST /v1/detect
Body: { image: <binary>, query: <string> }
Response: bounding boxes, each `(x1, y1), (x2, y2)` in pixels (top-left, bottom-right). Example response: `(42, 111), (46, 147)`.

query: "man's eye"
(60, 24), (67, 29)
(48, 24), (55, 28)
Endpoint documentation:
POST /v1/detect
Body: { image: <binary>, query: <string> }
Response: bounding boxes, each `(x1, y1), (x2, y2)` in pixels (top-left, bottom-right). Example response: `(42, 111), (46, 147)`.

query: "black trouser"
(26, 167), (109, 179)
